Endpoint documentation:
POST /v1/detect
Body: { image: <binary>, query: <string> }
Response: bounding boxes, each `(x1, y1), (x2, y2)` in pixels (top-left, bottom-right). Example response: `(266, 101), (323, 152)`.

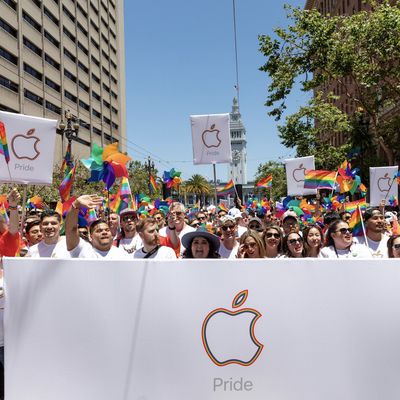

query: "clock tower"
(228, 97), (247, 184)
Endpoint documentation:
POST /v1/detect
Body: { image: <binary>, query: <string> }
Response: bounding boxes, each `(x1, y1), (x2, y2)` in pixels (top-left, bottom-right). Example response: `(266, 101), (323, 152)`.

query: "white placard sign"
(4, 258), (400, 400)
(190, 113), (232, 165)
(369, 166), (398, 206)
(285, 155), (316, 196)
(0, 111), (57, 185)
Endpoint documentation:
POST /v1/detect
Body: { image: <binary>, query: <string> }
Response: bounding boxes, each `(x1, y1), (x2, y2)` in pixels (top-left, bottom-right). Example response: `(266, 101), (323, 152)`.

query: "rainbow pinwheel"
(162, 168), (182, 189)
(81, 143), (131, 189)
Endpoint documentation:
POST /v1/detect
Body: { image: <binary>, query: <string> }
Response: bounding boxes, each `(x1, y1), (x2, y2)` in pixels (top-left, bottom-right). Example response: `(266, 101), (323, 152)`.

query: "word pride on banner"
(369, 166), (398, 206)
(0, 111), (57, 185)
(4, 258), (400, 400)
(190, 114), (231, 165)
(285, 156), (316, 196)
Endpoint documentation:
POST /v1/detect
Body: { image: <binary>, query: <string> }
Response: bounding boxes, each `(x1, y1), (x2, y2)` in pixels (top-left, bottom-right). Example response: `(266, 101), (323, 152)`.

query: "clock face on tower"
(232, 150), (241, 162)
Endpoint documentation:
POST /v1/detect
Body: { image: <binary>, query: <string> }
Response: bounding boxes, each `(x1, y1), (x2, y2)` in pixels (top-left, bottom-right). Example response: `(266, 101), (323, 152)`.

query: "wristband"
(168, 226), (176, 230)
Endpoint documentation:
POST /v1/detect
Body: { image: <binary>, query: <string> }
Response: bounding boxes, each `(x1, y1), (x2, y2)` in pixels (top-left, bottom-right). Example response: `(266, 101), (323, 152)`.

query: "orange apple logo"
(11, 128), (40, 160)
(201, 290), (264, 367)
(202, 124), (222, 148)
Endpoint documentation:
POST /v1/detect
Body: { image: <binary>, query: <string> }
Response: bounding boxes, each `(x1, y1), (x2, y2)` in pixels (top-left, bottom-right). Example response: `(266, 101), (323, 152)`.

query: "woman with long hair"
(319, 220), (371, 258)
(236, 231), (266, 258)
(283, 232), (306, 258)
(262, 224), (283, 258)
(387, 234), (400, 258)
(303, 224), (324, 257)
(181, 229), (221, 259)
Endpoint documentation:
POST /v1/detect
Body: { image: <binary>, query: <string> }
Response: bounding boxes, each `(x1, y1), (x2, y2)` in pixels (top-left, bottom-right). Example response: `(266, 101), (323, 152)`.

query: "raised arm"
(7, 188), (21, 235)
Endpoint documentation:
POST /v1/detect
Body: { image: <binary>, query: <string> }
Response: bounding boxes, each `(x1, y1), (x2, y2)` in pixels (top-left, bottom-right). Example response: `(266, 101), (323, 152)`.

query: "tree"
(254, 161), (287, 199)
(259, 1), (400, 165)
(182, 174), (212, 205)
(127, 160), (161, 198)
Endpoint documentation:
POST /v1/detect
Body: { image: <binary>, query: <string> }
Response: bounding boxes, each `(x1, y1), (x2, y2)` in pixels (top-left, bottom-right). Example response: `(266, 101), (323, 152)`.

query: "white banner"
(369, 166), (398, 206)
(190, 114), (231, 165)
(0, 111), (57, 185)
(4, 258), (400, 400)
(285, 156), (316, 196)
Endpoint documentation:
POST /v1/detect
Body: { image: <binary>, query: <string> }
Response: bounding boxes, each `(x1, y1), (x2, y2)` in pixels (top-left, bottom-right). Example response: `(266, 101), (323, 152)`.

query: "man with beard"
(133, 218), (176, 259)
(114, 209), (142, 254)
(218, 216), (239, 259)
(27, 210), (71, 258)
(66, 194), (129, 258)
(355, 207), (389, 258)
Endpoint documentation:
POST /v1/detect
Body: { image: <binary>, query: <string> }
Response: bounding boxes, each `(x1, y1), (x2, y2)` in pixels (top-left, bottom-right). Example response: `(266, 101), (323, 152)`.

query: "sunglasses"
(171, 211), (183, 216)
(198, 216), (207, 220)
(191, 223), (200, 228)
(222, 225), (235, 231)
(122, 215), (136, 222)
(265, 232), (280, 239)
(288, 238), (303, 245)
(393, 244), (400, 250)
(335, 228), (353, 234)
(244, 243), (258, 249)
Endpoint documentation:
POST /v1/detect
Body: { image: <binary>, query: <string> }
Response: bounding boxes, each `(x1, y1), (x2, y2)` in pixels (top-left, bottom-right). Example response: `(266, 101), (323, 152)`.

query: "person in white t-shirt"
(217, 215), (239, 259)
(27, 210), (71, 258)
(114, 209), (142, 254)
(133, 217), (176, 259)
(65, 194), (129, 259)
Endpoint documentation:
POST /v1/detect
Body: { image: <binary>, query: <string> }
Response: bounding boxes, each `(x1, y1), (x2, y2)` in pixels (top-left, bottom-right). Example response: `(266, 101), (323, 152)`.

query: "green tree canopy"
(254, 161), (287, 199)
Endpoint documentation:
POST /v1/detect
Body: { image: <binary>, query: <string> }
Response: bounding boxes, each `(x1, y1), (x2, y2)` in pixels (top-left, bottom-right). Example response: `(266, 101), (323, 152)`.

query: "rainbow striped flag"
(218, 203), (228, 212)
(27, 195), (44, 210)
(87, 208), (98, 224)
(61, 142), (73, 175)
(110, 177), (133, 214)
(395, 171), (400, 185)
(348, 206), (364, 237)
(304, 170), (337, 190)
(0, 120), (10, 163)
(217, 179), (235, 196)
(0, 203), (9, 224)
(344, 198), (367, 213)
(59, 165), (76, 202)
(150, 174), (158, 192)
(256, 175), (272, 188)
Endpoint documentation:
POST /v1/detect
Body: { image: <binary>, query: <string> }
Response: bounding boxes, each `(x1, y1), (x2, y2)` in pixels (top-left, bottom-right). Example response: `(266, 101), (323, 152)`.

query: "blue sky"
(124, 0), (307, 182)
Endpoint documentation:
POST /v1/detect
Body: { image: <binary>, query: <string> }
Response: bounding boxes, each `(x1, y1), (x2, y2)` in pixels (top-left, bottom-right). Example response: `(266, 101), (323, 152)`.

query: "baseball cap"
(119, 208), (138, 219)
(228, 207), (242, 219)
(219, 215), (236, 226)
(282, 210), (298, 222)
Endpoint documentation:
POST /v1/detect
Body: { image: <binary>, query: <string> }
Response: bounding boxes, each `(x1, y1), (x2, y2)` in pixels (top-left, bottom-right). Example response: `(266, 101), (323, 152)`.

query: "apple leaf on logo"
(232, 290), (248, 309)
(27, 129), (35, 136)
(210, 124), (215, 130)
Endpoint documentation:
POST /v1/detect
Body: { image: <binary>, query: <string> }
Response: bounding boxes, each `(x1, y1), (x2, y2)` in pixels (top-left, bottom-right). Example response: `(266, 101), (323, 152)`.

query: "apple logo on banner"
(202, 124), (222, 148)
(11, 128), (40, 160)
(377, 173), (391, 193)
(292, 163), (306, 182)
(201, 290), (264, 367)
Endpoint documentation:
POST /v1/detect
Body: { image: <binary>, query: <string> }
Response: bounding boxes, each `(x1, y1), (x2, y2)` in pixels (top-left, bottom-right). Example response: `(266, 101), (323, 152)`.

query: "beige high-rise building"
(0, 0), (126, 165)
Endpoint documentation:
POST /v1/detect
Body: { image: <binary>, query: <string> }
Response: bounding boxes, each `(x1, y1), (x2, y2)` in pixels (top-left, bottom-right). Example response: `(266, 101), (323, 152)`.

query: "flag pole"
(358, 205), (370, 253)
(212, 162), (217, 206)
(19, 185), (28, 236)
(330, 170), (339, 196)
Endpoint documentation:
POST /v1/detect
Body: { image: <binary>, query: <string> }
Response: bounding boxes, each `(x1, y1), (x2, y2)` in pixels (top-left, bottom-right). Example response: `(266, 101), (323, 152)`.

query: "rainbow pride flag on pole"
(59, 165), (76, 202)
(256, 175), (272, 188)
(348, 206), (364, 237)
(217, 179), (235, 196)
(150, 174), (158, 193)
(110, 177), (134, 214)
(0, 203), (9, 224)
(344, 198), (367, 213)
(304, 170), (337, 190)
(0, 120), (10, 163)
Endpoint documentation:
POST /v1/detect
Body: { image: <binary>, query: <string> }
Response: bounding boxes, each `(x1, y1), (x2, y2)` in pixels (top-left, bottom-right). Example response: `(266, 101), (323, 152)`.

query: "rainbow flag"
(27, 195), (44, 210)
(344, 198), (367, 213)
(256, 175), (272, 188)
(59, 165), (76, 202)
(218, 203), (228, 212)
(110, 177), (133, 214)
(304, 170), (337, 190)
(395, 171), (400, 185)
(61, 142), (73, 175)
(0, 203), (9, 224)
(150, 174), (157, 192)
(0, 120), (10, 163)
(87, 208), (98, 224)
(348, 206), (364, 237)
(217, 179), (235, 196)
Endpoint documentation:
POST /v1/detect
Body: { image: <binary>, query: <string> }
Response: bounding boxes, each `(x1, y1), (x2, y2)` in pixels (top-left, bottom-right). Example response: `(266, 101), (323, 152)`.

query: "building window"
(110, 75), (117, 85)
(63, 47), (76, 63)
(45, 101), (61, 115)
(101, 32), (108, 44)
(91, 55), (100, 67)
(92, 108), (101, 118)
(77, 21), (88, 36)
(79, 119), (91, 130)
(63, 26), (76, 43)
(0, 74), (18, 93)
(64, 69), (77, 83)
(103, 116), (111, 126)
(90, 19), (99, 32)
(91, 38), (99, 50)
(0, 17), (17, 38)
(102, 50), (109, 61)
(111, 106), (118, 115)
(111, 90), (118, 99)
(45, 77), (60, 92)
(64, 90), (77, 103)
(24, 89), (43, 105)
(90, 1), (98, 14)
(92, 90), (101, 101)
(93, 126), (102, 136)
(2, 0), (17, 11)
(24, 63), (42, 81)
(103, 99), (110, 109)
(79, 100), (90, 112)
(78, 61), (89, 74)
(45, 53), (60, 70)
(22, 11), (42, 33)
(92, 73), (100, 84)
(44, 7), (59, 26)
(78, 42), (88, 55)
(102, 66), (110, 77)
(31, 0), (41, 9)
(76, 3), (88, 18)
(62, 5), (74, 22)
(44, 30), (60, 48)
(102, 83), (110, 93)
(111, 122), (118, 130)
(79, 80), (89, 92)
(23, 37), (42, 56)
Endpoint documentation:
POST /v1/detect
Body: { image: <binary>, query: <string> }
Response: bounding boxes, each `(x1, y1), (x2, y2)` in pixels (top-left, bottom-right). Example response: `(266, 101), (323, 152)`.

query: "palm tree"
(183, 174), (212, 206)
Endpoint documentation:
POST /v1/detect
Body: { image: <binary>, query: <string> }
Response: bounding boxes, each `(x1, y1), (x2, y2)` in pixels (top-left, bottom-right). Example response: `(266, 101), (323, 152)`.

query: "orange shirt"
(0, 230), (20, 257)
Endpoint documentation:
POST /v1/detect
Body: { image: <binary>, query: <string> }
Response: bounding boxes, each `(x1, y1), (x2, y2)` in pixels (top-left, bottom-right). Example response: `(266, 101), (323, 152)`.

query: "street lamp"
(57, 110), (80, 148)
(146, 156), (155, 194)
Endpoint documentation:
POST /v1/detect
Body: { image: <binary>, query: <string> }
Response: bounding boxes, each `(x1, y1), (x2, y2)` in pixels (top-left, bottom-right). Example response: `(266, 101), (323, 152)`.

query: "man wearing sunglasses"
(114, 209), (142, 254)
(218, 216), (239, 259)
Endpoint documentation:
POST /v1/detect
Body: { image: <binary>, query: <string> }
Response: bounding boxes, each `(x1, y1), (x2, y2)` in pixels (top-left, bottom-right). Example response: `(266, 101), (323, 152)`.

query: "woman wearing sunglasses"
(320, 220), (371, 258)
(387, 235), (400, 258)
(262, 225), (283, 258)
(303, 225), (324, 258)
(283, 232), (306, 258)
(237, 231), (266, 258)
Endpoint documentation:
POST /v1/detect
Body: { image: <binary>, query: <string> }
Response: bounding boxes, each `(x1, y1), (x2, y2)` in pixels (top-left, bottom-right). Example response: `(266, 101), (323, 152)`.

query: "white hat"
(228, 207), (242, 219)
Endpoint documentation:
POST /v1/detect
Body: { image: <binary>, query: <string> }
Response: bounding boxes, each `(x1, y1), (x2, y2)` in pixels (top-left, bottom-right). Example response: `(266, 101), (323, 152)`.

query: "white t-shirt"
(319, 243), (372, 259)
(133, 246), (177, 259)
(354, 234), (389, 258)
(27, 237), (71, 258)
(237, 226), (247, 238)
(119, 234), (143, 254)
(70, 239), (130, 259)
(159, 224), (195, 255)
(218, 241), (239, 259)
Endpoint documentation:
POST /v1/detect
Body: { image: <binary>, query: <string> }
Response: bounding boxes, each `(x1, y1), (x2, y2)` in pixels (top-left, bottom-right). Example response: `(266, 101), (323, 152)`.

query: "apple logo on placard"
(377, 173), (391, 193)
(201, 290), (264, 367)
(292, 163), (306, 182)
(11, 128), (40, 160)
(202, 124), (222, 148)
